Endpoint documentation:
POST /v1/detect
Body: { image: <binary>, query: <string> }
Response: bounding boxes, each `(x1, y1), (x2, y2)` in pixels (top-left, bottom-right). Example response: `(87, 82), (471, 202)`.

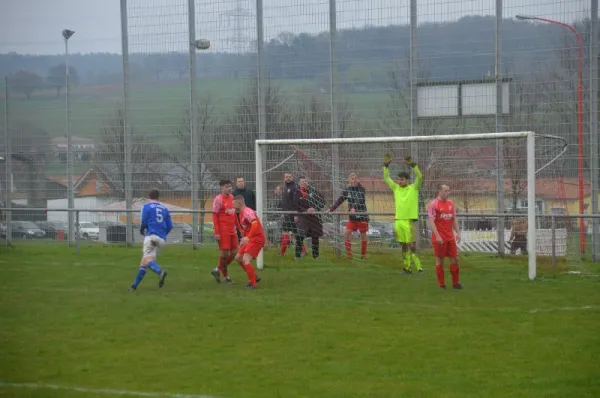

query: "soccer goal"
(255, 132), (570, 280)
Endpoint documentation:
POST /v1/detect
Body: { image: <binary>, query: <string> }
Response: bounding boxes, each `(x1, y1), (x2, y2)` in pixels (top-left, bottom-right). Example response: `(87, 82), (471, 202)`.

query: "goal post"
(256, 132), (540, 279)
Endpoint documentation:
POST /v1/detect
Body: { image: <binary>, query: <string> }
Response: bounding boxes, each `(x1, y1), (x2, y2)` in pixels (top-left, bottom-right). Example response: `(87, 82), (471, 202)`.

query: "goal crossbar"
(255, 131), (537, 280)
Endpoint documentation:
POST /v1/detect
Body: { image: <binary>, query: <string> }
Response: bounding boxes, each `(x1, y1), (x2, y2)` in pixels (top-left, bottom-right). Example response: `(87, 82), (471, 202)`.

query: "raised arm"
(383, 166), (398, 190)
(412, 165), (423, 190)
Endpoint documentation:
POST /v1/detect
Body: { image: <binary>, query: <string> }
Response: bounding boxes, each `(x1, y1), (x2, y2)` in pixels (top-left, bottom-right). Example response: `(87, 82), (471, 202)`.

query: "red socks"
(241, 262), (257, 286)
(436, 264), (460, 287)
(344, 240), (352, 257)
(218, 257), (229, 277)
(435, 264), (445, 287)
(279, 234), (290, 255)
(450, 264), (460, 286)
(361, 240), (367, 257)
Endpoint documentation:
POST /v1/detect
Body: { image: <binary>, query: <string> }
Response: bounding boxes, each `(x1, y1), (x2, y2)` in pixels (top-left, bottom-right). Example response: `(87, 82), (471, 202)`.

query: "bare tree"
(94, 108), (166, 199)
(167, 96), (220, 209)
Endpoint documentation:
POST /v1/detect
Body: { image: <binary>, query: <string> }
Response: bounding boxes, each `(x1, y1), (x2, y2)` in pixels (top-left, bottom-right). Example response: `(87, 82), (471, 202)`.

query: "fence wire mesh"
(0, 0), (598, 262)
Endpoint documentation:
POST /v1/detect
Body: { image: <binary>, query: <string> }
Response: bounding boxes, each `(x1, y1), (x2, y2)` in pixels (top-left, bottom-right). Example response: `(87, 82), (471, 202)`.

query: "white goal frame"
(255, 132), (537, 280)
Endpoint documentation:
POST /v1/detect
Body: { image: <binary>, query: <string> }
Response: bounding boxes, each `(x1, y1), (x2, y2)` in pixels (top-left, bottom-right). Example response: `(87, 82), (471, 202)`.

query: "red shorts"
(218, 234), (238, 251)
(346, 221), (369, 233)
(433, 238), (458, 258)
(238, 239), (265, 259)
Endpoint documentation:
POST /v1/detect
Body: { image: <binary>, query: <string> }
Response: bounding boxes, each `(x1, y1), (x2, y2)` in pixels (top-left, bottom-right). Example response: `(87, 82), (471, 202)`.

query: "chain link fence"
(1, 0), (598, 260)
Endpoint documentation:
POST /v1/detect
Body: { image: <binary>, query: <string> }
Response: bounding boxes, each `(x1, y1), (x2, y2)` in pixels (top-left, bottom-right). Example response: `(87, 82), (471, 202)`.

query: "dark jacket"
(329, 183), (369, 222)
(281, 180), (298, 212)
(232, 187), (256, 210)
(294, 185), (325, 237)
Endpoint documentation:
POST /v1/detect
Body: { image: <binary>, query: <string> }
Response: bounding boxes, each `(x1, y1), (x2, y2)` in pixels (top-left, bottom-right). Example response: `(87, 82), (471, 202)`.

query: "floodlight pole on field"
(329, 0), (342, 259)
(495, 0), (505, 256)
(120, 0), (133, 246)
(255, 0), (267, 268)
(189, 0), (199, 249)
(63, 29), (75, 245)
(4, 77), (12, 246)
(256, 132), (538, 280)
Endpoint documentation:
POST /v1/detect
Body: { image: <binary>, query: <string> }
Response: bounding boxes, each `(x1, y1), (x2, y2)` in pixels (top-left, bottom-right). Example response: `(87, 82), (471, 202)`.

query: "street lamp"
(189, 33), (211, 249)
(515, 14), (586, 254)
(63, 29), (75, 245)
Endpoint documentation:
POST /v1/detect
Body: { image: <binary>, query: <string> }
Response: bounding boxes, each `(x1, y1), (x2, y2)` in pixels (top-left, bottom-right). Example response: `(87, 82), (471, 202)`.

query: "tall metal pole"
(4, 77), (11, 246)
(257, 0), (266, 142)
(189, 0), (199, 249)
(64, 35), (75, 246)
(329, 0), (341, 259)
(591, 0), (599, 262)
(256, 0), (266, 231)
(495, 0), (505, 256)
(120, 0), (133, 246)
(409, 0), (420, 247)
(409, 0), (418, 142)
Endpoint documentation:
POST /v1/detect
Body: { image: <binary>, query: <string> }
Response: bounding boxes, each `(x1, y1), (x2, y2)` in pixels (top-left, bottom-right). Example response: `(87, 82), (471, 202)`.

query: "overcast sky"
(0, 0), (590, 55)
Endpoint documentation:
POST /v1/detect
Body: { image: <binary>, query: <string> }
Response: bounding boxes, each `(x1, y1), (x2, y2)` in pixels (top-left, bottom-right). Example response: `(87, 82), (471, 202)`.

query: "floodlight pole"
(516, 14), (586, 255)
(120, 0), (133, 246)
(63, 29), (75, 245)
(495, 0), (505, 256)
(189, 0), (199, 249)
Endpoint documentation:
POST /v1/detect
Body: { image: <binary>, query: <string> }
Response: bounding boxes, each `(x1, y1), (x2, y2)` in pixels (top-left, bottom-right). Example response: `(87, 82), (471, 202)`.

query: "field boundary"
(0, 381), (218, 398)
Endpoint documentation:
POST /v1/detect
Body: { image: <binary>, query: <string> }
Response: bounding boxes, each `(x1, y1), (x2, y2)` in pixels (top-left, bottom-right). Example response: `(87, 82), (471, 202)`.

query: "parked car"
(365, 227), (382, 238)
(78, 221), (99, 240)
(11, 221), (46, 239)
(175, 223), (193, 241)
(370, 221), (394, 238)
(35, 221), (68, 239)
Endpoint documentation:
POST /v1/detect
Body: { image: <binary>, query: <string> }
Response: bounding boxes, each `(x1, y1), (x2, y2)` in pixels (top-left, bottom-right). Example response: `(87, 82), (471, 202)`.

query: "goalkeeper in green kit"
(383, 153), (424, 274)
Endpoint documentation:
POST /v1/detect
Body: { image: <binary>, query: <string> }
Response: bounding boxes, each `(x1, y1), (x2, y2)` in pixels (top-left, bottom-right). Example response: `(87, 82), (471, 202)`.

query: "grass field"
(1, 243), (599, 398)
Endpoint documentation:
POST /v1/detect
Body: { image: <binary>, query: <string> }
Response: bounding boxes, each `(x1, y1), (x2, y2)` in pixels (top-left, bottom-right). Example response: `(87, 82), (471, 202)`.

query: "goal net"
(255, 132), (576, 279)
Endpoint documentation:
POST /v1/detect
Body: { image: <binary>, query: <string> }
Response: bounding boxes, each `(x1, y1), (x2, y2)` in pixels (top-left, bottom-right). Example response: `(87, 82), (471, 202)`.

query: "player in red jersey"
(234, 195), (264, 289)
(427, 184), (463, 290)
(211, 180), (239, 284)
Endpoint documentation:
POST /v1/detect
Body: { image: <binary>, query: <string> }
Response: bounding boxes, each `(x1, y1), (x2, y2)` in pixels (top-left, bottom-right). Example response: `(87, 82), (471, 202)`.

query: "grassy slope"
(1, 243), (599, 398)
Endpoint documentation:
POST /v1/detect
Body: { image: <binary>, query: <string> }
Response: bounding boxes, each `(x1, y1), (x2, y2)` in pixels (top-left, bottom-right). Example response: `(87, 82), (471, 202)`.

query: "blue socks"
(132, 267), (147, 288)
(148, 261), (162, 275)
(131, 262), (162, 289)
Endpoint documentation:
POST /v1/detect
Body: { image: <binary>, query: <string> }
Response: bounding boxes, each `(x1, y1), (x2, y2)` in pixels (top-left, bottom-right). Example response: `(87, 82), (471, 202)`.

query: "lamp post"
(516, 14), (585, 254)
(62, 29), (75, 245)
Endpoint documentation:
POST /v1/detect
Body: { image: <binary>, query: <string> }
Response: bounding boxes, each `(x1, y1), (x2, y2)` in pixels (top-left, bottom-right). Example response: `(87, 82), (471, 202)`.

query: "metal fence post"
(551, 215), (556, 268)
(75, 210), (80, 254)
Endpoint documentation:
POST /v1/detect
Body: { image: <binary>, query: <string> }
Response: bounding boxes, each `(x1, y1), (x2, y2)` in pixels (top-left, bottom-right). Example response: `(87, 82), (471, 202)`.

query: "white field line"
(0, 381), (218, 398)
(1, 284), (599, 315)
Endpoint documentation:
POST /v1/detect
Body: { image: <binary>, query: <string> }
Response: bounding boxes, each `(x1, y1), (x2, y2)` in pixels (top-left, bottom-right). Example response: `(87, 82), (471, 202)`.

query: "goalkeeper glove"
(384, 153), (392, 167)
(404, 155), (417, 168)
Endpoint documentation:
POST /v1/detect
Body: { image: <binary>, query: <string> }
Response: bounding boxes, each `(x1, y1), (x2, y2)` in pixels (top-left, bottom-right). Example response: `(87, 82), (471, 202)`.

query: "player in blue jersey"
(129, 189), (172, 292)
